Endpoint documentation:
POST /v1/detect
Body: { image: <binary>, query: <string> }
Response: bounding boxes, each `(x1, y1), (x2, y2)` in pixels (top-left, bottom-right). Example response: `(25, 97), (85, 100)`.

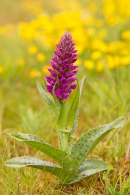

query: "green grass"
(0, 65), (130, 194)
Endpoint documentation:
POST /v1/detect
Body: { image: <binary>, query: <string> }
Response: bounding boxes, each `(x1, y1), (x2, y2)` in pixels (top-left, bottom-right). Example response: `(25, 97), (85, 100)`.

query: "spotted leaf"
(69, 158), (109, 184)
(55, 85), (79, 133)
(36, 77), (59, 118)
(5, 156), (77, 184)
(70, 117), (126, 165)
(70, 76), (86, 134)
(6, 132), (69, 164)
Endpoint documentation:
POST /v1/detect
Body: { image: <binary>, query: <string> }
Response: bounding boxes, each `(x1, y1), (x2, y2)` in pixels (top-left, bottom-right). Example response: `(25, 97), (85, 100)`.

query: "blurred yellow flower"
(72, 28), (88, 46)
(28, 45), (38, 55)
(113, 55), (121, 67)
(29, 69), (40, 78)
(96, 61), (104, 72)
(95, 19), (103, 27)
(121, 30), (130, 41)
(121, 49), (129, 55)
(0, 0), (130, 75)
(0, 27), (5, 35)
(18, 22), (36, 41)
(74, 58), (82, 66)
(42, 65), (51, 75)
(76, 45), (84, 54)
(0, 66), (4, 74)
(84, 60), (94, 70)
(121, 56), (130, 66)
(91, 51), (102, 60)
(37, 53), (46, 62)
(98, 29), (107, 39)
(87, 28), (96, 36)
(92, 39), (107, 52)
(106, 55), (114, 69)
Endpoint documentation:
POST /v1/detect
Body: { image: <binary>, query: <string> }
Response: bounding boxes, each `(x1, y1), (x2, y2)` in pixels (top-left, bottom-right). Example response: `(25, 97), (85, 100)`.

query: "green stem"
(58, 132), (70, 153)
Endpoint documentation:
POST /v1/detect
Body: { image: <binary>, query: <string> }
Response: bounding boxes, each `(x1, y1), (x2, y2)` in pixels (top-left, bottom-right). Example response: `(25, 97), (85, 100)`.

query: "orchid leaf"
(65, 85), (80, 132)
(78, 158), (109, 173)
(69, 158), (108, 184)
(70, 117), (126, 165)
(5, 156), (67, 178)
(5, 156), (59, 170)
(5, 156), (77, 184)
(36, 77), (59, 118)
(55, 85), (79, 133)
(79, 76), (86, 96)
(56, 77), (85, 134)
(70, 76), (86, 134)
(6, 132), (69, 164)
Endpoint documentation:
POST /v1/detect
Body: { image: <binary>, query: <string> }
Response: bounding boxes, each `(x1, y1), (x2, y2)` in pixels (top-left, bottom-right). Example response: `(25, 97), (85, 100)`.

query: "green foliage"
(55, 77), (85, 152)
(5, 156), (76, 183)
(55, 84), (79, 133)
(36, 77), (59, 118)
(69, 117), (126, 165)
(69, 76), (86, 135)
(69, 159), (109, 184)
(4, 73), (127, 184)
(5, 156), (78, 184)
(6, 132), (69, 164)
(5, 117), (126, 184)
(19, 106), (45, 133)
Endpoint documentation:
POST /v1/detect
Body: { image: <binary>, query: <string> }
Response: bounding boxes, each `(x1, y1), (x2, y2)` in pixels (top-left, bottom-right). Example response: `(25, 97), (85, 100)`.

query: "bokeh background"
(1, 0), (130, 78)
(0, 0), (130, 194)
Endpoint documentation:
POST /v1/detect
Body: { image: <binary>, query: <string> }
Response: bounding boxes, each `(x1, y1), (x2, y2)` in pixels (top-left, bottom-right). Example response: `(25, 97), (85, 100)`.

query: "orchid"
(5, 32), (126, 185)
(46, 32), (78, 101)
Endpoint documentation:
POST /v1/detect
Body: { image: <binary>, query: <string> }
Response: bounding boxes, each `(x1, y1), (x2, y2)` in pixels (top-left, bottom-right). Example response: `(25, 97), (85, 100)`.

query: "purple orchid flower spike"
(46, 32), (78, 102)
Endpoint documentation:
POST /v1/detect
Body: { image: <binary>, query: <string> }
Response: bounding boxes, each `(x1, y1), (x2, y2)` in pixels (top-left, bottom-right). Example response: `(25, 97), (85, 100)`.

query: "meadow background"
(0, 0), (130, 194)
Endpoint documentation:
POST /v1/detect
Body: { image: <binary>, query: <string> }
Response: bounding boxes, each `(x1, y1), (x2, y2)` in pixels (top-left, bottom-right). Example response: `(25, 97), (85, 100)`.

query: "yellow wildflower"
(91, 51), (102, 60)
(74, 58), (82, 66)
(121, 30), (130, 41)
(0, 27), (5, 35)
(95, 19), (103, 27)
(121, 49), (129, 55)
(28, 45), (38, 55)
(84, 60), (94, 70)
(87, 28), (96, 36)
(106, 55), (114, 69)
(76, 45), (84, 54)
(121, 56), (130, 66)
(92, 39), (107, 52)
(0, 66), (4, 74)
(98, 29), (107, 39)
(18, 22), (35, 41)
(96, 61), (104, 72)
(37, 53), (46, 62)
(42, 65), (51, 75)
(113, 55), (121, 67)
(29, 69), (40, 78)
